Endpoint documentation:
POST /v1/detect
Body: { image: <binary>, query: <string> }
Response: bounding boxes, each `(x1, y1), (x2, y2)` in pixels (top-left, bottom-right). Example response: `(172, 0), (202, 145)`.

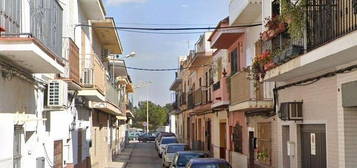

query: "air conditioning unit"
(279, 102), (303, 121)
(47, 80), (68, 108)
(82, 68), (93, 85)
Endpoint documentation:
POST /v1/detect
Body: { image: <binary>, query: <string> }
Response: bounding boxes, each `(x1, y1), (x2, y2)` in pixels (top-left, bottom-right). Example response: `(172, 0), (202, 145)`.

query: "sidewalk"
(106, 142), (136, 168)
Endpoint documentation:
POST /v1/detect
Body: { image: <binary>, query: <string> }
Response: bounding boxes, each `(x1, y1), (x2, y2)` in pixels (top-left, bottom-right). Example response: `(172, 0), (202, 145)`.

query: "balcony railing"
(0, 0), (63, 57)
(63, 38), (80, 84)
(230, 71), (264, 105)
(306, 0), (357, 50)
(270, 0), (357, 65)
(180, 92), (187, 105)
(106, 81), (120, 107)
(188, 93), (195, 109)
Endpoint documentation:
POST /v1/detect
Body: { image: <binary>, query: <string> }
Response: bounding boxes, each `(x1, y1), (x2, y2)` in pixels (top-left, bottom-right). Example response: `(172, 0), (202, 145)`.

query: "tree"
(132, 101), (169, 131)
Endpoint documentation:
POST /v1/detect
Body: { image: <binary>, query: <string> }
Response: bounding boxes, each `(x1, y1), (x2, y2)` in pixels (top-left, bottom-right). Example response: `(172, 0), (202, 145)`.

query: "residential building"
(0, 0), (133, 168)
(260, 0), (357, 168)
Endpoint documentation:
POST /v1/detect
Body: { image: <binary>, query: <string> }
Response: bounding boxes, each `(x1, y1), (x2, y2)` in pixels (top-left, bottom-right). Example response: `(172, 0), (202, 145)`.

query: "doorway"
(219, 122), (226, 159)
(248, 131), (255, 168)
(205, 120), (212, 154)
(54, 140), (63, 168)
(282, 126), (290, 168)
(301, 124), (326, 168)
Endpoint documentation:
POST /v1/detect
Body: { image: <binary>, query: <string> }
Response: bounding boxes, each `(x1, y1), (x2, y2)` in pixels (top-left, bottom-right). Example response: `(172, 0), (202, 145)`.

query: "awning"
(89, 101), (123, 116)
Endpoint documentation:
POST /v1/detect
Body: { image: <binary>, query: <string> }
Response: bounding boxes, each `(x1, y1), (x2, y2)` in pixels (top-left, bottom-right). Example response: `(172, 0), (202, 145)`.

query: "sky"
(104, 0), (229, 106)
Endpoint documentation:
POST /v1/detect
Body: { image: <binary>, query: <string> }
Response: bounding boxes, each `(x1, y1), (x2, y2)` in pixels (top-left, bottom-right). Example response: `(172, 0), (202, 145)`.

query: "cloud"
(107, 0), (148, 5)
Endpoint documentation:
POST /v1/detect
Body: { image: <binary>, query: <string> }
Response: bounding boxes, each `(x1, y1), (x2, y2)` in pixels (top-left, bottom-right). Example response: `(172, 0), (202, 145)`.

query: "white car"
(158, 137), (178, 158)
(162, 144), (188, 168)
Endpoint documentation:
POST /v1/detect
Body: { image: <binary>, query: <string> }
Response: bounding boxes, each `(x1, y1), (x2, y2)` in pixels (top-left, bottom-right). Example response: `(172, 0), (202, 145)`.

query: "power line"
(75, 23), (262, 31)
(117, 64), (212, 72)
(120, 29), (210, 34)
(117, 22), (216, 26)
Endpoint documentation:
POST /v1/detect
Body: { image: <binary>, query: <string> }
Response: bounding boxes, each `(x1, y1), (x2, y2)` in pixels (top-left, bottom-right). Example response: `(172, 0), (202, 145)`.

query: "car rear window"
(167, 145), (186, 153)
(161, 138), (178, 144)
(192, 163), (231, 168)
(177, 154), (205, 166)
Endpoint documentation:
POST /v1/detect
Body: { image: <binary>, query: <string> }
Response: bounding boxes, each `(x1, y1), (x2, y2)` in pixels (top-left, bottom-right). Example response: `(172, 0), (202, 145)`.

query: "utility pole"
(146, 89), (149, 133)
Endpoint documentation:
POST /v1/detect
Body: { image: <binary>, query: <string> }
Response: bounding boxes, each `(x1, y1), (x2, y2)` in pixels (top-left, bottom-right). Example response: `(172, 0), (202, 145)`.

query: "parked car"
(185, 158), (232, 168)
(155, 132), (176, 151)
(138, 132), (156, 142)
(169, 151), (209, 168)
(128, 131), (143, 141)
(162, 144), (188, 168)
(158, 137), (178, 158)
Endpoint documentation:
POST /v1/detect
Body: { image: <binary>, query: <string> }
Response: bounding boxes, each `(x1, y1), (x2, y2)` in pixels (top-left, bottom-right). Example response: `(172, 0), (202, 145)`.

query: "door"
(13, 126), (23, 168)
(205, 120), (212, 154)
(54, 140), (63, 168)
(248, 131), (255, 168)
(219, 122), (226, 159)
(78, 129), (83, 165)
(282, 126), (290, 168)
(301, 124), (326, 168)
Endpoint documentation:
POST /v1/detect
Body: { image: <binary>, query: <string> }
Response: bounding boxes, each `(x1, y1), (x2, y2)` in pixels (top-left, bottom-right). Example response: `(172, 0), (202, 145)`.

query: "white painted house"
(0, 0), (133, 168)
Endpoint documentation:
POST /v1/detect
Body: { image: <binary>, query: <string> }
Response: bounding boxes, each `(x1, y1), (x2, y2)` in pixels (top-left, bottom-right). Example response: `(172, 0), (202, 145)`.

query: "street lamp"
(134, 81), (152, 133)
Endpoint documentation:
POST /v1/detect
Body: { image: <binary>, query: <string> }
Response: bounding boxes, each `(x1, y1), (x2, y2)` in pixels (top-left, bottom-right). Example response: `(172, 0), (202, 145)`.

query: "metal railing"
(306, 0), (357, 50)
(0, 0), (63, 57)
(0, 0), (22, 34)
(270, 0), (357, 65)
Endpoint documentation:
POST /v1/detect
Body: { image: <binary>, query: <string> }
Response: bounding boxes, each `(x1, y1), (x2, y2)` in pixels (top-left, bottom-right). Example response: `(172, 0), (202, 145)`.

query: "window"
(232, 123), (243, 153)
(257, 122), (272, 165)
(230, 48), (239, 74)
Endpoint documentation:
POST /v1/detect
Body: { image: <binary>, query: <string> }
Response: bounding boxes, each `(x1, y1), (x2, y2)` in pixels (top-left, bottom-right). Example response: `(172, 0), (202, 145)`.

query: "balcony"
(61, 38), (81, 90)
(229, 0), (262, 25)
(187, 88), (212, 113)
(105, 80), (120, 108)
(229, 71), (272, 112)
(92, 18), (123, 54)
(78, 56), (106, 101)
(212, 78), (230, 109)
(209, 18), (244, 49)
(265, 0), (357, 81)
(0, 0), (65, 73)
(79, 0), (106, 20)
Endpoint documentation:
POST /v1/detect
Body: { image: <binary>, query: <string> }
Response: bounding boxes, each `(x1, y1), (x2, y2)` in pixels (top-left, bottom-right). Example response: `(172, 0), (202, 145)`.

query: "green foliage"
(280, 0), (307, 40)
(132, 101), (169, 131)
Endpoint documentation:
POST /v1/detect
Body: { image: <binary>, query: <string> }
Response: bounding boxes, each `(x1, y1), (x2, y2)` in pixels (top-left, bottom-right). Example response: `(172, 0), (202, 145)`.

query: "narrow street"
(125, 142), (161, 168)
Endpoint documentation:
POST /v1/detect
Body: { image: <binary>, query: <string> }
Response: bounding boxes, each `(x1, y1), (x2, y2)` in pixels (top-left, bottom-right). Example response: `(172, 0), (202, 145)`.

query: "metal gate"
(301, 124), (326, 168)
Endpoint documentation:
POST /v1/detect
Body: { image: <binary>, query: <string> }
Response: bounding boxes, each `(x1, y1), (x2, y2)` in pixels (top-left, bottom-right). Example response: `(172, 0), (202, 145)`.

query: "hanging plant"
(280, 0), (307, 40)
(260, 16), (287, 41)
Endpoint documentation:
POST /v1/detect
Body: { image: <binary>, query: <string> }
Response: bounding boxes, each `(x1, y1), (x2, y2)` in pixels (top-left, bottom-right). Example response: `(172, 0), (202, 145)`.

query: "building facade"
(0, 0), (133, 168)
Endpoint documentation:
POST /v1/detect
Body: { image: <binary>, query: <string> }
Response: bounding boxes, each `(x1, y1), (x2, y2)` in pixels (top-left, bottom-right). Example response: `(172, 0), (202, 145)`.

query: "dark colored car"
(185, 158), (232, 168)
(138, 132), (156, 142)
(169, 151), (209, 168)
(162, 144), (189, 167)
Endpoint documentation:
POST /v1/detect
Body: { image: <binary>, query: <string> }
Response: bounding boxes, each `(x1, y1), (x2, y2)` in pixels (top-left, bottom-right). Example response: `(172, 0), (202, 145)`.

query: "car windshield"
(167, 145), (186, 153)
(161, 138), (178, 144)
(177, 154), (204, 166)
(192, 163), (231, 168)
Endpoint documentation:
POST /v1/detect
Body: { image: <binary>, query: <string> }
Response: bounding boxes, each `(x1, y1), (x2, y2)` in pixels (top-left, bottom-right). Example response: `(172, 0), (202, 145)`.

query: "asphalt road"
(126, 142), (162, 168)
